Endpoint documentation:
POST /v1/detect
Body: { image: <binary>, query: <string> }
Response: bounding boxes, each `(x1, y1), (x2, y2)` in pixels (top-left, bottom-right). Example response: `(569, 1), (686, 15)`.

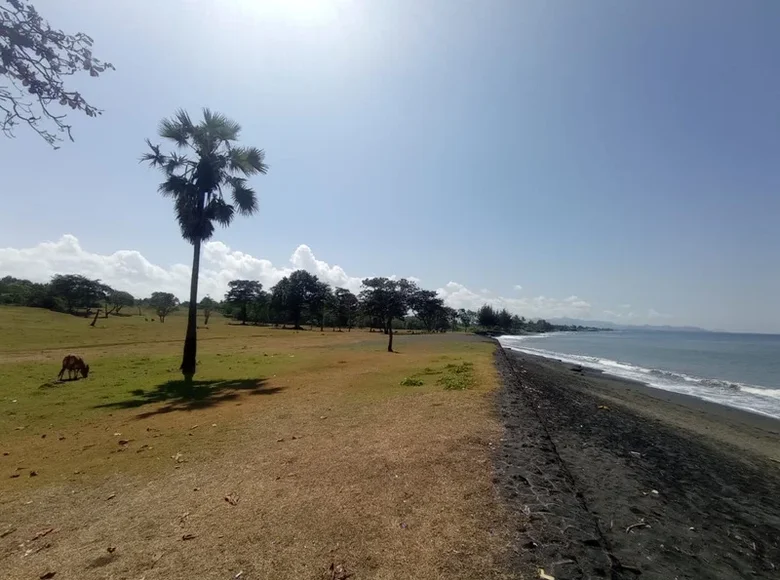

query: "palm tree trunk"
(181, 237), (201, 384)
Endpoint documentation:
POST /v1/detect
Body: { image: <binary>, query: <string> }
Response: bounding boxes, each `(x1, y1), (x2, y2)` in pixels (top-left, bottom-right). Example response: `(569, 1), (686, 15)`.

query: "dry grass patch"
(0, 308), (520, 579)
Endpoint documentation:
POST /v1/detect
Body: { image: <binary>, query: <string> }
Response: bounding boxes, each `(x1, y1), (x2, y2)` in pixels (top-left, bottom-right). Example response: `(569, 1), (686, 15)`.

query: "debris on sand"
(0, 527), (16, 538)
(626, 519), (650, 533)
(29, 470), (38, 477)
(225, 493), (239, 506)
(181, 533), (196, 541)
(118, 439), (130, 446)
(538, 569), (555, 580)
(39, 572), (56, 579)
(30, 528), (56, 541)
(106, 493), (116, 500)
(172, 452), (185, 463)
(327, 562), (353, 580)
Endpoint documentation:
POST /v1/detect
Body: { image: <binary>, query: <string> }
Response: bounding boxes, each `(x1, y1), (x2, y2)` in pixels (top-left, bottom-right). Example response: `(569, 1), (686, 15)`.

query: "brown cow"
(58, 354), (90, 381)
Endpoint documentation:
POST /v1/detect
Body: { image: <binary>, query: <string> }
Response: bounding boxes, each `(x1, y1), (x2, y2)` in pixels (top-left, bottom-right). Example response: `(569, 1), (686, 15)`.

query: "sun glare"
(240, 0), (346, 25)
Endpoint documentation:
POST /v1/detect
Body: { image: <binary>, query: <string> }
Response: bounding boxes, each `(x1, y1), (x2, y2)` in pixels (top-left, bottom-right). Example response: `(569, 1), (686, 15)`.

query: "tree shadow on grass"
(94, 378), (282, 419)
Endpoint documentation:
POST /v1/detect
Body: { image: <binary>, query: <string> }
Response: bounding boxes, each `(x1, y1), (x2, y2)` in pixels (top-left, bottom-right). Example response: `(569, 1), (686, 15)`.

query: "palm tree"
(142, 109), (267, 384)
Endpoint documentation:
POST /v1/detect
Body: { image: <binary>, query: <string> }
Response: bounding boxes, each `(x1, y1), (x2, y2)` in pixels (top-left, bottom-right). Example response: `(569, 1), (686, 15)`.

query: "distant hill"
(549, 318), (708, 333)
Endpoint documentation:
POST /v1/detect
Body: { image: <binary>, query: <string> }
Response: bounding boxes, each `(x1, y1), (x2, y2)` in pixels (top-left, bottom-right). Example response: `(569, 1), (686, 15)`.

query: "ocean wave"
(497, 337), (780, 419)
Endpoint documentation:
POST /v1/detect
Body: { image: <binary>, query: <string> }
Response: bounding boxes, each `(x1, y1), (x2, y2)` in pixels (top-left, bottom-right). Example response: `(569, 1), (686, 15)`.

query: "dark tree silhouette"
(334, 287), (359, 331)
(224, 280), (263, 325)
(271, 270), (319, 330)
(142, 109), (267, 383)
(0, 0), (114, 146)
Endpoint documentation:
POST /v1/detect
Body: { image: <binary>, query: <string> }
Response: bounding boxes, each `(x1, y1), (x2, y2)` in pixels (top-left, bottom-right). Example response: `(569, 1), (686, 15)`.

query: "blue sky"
(1, 0), (779, 332)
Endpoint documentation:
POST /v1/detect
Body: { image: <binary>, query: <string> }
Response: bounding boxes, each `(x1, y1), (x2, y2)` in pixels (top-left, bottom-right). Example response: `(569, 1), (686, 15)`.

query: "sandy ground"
(494, 347), (780, 580)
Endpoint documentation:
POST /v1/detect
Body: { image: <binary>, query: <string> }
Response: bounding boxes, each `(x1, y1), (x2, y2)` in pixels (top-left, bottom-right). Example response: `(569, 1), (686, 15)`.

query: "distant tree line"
(474, 304), (605, 334)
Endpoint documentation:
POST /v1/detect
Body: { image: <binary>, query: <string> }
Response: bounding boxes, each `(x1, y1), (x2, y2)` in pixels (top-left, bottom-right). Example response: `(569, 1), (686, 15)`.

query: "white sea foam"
(497, 335), (780, 420)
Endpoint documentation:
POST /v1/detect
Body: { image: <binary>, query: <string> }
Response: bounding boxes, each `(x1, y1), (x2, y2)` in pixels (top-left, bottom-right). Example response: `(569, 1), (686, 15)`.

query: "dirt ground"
(0, 321), (522, 580)
(495, 347), (780, 580)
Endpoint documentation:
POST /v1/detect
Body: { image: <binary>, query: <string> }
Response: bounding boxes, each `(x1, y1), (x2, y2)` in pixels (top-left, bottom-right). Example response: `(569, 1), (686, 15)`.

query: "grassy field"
(0, 306), (518, 580)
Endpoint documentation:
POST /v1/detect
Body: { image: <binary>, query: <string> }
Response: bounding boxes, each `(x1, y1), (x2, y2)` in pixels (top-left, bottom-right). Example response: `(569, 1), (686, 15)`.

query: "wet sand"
(494, 347), (780, 579)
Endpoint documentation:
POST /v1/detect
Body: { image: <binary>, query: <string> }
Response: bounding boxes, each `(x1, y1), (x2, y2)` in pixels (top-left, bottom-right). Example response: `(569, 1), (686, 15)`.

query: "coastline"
(494, 346), (780, 579)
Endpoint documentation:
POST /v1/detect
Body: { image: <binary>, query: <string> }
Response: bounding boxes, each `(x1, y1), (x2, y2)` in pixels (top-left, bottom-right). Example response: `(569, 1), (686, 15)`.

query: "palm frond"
(140, 139), (167, 166)
(202, 108), (241, 143)
(228, 177), (258, 215)
(229, 146), (268, 175)
(206, 197), (235, 228)
(158, 175), (192, 198)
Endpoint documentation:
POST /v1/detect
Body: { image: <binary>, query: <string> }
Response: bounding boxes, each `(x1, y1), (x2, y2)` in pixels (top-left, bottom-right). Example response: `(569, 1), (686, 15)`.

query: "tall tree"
(497, 308), (513, 332)
(477, 304), (498, 328)
(308, 280), (332, 332)
(224, 280), (263, 325)
(333, 287), (359, 331)
(149, 292), (178, 323)
(271, 270), (319, 330)
(458, 308), (477, 332)
(359, 277), (412, 352)
(199, 296), (217, 326)
(408, 287), (447, 332)
(142, 109), (267, 383)
(0, 0), (114, 146)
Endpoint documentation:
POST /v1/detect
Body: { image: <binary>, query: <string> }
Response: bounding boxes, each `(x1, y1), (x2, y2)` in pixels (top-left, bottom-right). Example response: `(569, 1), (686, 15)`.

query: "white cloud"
(0, 235), (595, 319)
(513, 284), (523, 291)
(436, 283), (592, 319)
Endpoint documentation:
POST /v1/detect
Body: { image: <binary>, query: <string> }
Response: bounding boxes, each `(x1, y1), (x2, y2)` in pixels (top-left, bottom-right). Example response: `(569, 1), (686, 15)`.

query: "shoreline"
(494, 346), (780, 579)
(500, 338), (780, 422)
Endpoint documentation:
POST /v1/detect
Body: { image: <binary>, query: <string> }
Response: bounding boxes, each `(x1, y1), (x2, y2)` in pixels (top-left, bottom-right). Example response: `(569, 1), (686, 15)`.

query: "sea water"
(498, 330), (780, 419)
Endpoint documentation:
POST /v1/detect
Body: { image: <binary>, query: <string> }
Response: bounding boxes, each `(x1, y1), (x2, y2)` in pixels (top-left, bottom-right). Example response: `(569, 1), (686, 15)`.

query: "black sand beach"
(495, 347), (780, 579)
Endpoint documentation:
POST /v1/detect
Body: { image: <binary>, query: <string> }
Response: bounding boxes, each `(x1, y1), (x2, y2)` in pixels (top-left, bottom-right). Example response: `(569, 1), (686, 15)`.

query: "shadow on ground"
(94, 378), (282, 418)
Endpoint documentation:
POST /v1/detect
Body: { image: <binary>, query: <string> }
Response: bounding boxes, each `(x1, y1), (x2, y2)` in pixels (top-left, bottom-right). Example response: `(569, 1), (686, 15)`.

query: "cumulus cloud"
(436, 283), (593, 319)
(513, 284), (523, 291)
(0, 235), (596, 319)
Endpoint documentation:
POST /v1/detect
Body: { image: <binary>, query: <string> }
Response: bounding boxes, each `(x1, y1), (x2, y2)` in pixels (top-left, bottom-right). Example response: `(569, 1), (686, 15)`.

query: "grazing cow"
(58, 354), (90, 381)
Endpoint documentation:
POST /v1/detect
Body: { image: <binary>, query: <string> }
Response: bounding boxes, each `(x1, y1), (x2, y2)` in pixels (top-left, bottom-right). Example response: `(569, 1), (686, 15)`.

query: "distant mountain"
(548, 318), (709, 333)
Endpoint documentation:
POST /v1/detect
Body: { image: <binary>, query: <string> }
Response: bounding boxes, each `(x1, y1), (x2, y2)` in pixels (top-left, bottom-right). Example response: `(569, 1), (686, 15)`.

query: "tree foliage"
(104, 289), (134, 317)
(333, 287), (359, 331)
(199, 295), (217, 326)
(148, 291), (178, 323)
(48, 274), (106, 314)
(359, 277), (413, 352)
(224, 280), (263, 325)
(0, 0), (114, 146)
